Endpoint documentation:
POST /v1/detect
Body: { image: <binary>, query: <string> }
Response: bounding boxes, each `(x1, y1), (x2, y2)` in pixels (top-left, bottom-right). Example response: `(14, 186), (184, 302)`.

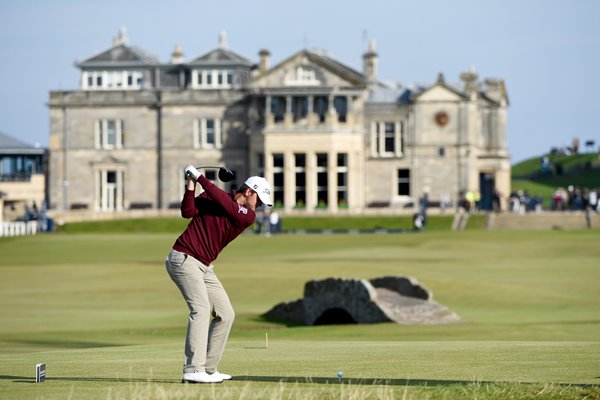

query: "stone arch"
(263, 276), (462, 325)
(313, 308), (357, 325)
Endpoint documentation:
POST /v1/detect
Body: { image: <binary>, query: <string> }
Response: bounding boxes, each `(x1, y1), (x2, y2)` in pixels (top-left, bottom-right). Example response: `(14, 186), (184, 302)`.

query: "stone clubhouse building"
(48, 29), (510, 216)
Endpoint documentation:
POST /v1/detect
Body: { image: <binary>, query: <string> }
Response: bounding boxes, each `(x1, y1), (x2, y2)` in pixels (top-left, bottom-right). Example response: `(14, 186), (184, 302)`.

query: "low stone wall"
(49, 209), (180, 224)
(486, 212), (599, 230)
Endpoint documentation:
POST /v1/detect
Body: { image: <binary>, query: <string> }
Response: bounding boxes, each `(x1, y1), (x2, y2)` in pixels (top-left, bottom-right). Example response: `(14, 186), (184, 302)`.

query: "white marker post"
(265, 333), (269, 349)
(35, 363), (46, 383)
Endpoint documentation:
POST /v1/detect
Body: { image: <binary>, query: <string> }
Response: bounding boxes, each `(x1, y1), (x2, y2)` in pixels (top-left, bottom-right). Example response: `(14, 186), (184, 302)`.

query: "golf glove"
(184, 165), (201, 180)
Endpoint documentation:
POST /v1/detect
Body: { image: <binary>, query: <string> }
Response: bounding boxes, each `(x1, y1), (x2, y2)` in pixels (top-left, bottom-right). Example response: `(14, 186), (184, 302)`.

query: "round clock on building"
(434, 111), (449, 127)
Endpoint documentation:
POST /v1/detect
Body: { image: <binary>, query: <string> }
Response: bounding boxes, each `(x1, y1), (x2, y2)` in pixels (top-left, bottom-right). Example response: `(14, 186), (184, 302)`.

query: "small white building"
(0, 132), (47, 222)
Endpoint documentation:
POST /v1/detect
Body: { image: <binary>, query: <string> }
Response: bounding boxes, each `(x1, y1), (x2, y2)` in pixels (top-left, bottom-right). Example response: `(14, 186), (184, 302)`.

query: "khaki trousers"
(165, 249), (235, 374)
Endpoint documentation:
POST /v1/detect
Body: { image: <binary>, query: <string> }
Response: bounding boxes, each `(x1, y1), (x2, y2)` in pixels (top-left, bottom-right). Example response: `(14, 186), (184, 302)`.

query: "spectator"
(531, 194), (543, 213)
(567, 186), (574, 209)
(519, 191), (530, 214)
(440, 192), (451, 214)
(458, 190), (467, 211)
(254, 209), (264, 234)
(492, 190), (502, 213)
(590, 188), (598, 212)
(474, 191), (481, 212)
(571, 187), (583, 211)
(262, 209), (271, 236)
(552, 187), (567, 211)
(465, 190), (475, 212)
(418, 192), (429, 226)
(509, 190), (520, 213)
(269, 210), (281, 234)
(582, 188), (590, 211)
(572, 137), (580, 154)
(541, 156), (551, 175)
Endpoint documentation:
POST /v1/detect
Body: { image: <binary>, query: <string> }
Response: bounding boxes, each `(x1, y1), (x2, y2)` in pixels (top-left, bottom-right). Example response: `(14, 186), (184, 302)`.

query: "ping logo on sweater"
(238, 204), (248, 215)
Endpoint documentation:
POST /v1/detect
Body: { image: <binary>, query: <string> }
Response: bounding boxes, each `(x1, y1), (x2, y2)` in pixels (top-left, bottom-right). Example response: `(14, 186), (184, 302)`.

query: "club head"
(218, 167), (236, 182)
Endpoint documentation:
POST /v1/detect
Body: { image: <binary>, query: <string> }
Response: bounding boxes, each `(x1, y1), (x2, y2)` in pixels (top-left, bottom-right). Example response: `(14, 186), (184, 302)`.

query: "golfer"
(166, 164), (273, 384)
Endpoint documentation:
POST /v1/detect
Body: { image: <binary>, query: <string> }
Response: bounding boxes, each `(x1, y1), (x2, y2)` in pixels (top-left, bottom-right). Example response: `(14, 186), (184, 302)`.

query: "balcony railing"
(0, 172), (32, 182)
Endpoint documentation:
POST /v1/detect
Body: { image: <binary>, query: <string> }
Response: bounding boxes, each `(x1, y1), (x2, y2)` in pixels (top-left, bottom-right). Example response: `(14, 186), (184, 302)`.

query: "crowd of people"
(508, 190), (543, 213)
(507, 186), (600, 214)
(453, 185), (600, 215)
(254, 209), (281, 236)
(457, 190), (502, 213)
(550, 186), (599, 212)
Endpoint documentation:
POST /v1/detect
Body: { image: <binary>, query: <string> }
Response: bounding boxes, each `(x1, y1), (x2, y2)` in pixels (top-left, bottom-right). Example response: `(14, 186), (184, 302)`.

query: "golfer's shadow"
(0, 374), (482, 386)
(234, 375), (479, 386)
(3, 375), (599, 388)
(0, 375), (174, 384)
(234, 376), (600, 388)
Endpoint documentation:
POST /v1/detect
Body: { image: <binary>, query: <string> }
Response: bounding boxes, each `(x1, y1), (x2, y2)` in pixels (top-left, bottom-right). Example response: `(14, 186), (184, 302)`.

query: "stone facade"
(48, 30), (510, 216)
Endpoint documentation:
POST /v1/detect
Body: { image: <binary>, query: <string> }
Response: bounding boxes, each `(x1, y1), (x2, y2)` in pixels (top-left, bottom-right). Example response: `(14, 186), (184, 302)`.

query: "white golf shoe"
(209, 371), (232, 380)
(182, 371), (223, 384)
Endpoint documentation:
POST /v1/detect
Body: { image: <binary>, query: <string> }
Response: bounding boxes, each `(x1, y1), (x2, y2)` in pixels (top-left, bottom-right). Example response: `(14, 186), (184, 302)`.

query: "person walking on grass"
(165, 164), (273, 384)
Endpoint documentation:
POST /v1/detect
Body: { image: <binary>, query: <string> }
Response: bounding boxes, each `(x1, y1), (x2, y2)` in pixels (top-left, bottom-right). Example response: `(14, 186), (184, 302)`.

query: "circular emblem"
(434, 111), (449, 127)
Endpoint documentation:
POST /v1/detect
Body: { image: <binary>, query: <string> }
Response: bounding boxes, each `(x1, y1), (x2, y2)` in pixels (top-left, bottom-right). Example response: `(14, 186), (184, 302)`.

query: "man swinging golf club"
(165, 164), (273, 383)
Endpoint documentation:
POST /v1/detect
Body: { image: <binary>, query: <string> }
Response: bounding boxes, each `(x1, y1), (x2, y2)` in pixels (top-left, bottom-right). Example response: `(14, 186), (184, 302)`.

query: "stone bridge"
(263, 276), (462, 325)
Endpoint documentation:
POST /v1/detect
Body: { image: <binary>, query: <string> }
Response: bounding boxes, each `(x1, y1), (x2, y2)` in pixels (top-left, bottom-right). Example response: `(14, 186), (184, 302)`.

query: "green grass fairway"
(1, 230), (599, 399)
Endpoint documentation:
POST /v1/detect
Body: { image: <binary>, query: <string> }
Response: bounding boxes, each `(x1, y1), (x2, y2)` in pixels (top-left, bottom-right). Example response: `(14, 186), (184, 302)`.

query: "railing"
(0, 172), (32, 182)
(0, 221), (39, 237)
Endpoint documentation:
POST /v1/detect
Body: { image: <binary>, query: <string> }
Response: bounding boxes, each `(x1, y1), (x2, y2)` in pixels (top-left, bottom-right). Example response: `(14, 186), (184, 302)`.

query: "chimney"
(437, 72), (446, 85)
(171, 44), (184, 64)
(484, 78), (505, 102)
(460, 66), (478, 98)
(218, 31), (228, 49)
(362, 38), (378, 84)
(112, 26), (128, 46)
(259, 49), (271, 74)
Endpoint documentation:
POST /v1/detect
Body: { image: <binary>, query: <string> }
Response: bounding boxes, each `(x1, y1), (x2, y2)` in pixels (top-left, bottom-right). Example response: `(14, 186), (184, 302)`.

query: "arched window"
(285, 65), (321, 86)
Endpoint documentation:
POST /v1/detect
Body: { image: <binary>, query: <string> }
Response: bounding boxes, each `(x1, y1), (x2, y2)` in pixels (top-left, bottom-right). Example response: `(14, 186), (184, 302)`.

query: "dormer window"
(285, 65), (321, 86)
(193, 69), (234, 89)
(82, 70), (144, 90)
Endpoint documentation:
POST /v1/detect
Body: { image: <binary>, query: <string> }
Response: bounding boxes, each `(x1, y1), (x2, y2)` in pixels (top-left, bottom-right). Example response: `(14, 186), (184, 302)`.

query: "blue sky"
(0, 0), (598, 163)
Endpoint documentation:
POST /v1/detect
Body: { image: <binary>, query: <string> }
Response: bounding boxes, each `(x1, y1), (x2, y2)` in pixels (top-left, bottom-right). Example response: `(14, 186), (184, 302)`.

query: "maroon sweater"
(173, 176), (256, 265)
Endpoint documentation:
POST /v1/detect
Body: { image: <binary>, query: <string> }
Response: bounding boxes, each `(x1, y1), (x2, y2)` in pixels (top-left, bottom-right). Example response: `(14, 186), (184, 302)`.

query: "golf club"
(186, 165), (236, 182)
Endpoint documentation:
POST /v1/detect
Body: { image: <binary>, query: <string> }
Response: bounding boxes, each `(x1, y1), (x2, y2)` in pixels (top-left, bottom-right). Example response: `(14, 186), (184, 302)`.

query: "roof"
(305, 49), (365, 85)
(253, 49), (367, 87)
(0, 132), (46, 155)
(413, 79), (468, 101)
(77, 44), (159, 68)
(188, 47), (253, 68)
(368, 85), (405, 103)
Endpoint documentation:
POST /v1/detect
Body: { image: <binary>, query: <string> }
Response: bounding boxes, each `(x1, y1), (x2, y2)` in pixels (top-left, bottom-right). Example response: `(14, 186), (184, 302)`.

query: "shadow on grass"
(235, 376), (600, 388)
(4, 339), (128, 349)
(2, 375), (598, 388)
(0, 375), (175, 384)
(234, 376), (496, 386)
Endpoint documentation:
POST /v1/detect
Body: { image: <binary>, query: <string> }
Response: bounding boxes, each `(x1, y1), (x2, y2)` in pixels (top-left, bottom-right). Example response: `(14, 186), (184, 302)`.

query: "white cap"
(244, 176), (273, 207)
